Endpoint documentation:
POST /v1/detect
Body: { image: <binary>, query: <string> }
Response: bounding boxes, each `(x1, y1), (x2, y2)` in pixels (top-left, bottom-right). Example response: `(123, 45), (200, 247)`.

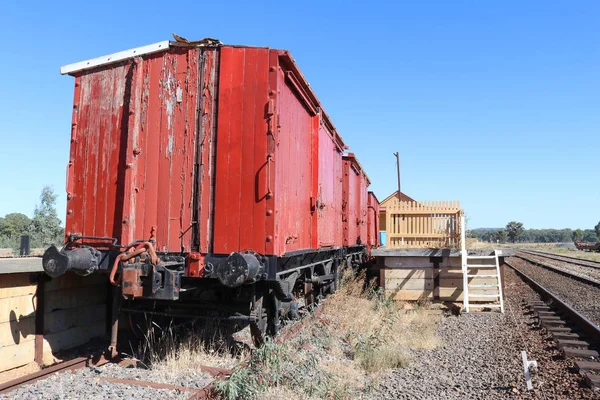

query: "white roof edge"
(60, 40), (171, 75)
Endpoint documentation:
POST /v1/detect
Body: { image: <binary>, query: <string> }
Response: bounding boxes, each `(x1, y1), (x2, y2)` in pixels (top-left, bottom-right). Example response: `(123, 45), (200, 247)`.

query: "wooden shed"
(378, 191), (462, 249)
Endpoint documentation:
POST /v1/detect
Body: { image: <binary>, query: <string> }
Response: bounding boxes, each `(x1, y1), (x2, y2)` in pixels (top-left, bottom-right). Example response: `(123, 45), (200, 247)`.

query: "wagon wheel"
(250, 296), (267, 347)
(250, 291), (281, 347)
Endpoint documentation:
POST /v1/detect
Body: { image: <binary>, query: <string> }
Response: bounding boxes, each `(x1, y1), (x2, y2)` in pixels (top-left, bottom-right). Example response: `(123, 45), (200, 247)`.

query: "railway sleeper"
(561, 347), (600, 359)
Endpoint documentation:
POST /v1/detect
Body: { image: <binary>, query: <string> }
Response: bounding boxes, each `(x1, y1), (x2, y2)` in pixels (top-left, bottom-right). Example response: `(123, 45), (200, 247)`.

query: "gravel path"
(518, 252), (600, 282)
(369, 266), (596, 399)
(508, 257), (600, 327)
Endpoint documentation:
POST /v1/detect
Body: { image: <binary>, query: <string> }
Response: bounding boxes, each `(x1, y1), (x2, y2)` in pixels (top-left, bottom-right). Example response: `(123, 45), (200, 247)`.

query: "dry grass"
(149, 333), (246, 375)
(128, 323), (247, 386)
(0, 247), (45, 257)
(322, 270), (438, 374)
(215, 268), (440, 399)
(0, 248), (13, 257)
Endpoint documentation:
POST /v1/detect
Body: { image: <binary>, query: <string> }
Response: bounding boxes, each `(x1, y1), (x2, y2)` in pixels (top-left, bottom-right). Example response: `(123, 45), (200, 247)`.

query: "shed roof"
(380, 191), (416, 207)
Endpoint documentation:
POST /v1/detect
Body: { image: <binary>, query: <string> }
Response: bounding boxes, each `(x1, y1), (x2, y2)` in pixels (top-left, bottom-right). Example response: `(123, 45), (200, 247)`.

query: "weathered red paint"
(317, 118), (343, 247)
(196, 48), (219, 253)
(367, 192), (380, 248)
(342, 153), (370, 247)
(212, 48), (348, 256)
(65, 43), (367, 258)
(213, 47), (270, 254)
(66, 47), (209, 253)
(186, 252), (205, 277)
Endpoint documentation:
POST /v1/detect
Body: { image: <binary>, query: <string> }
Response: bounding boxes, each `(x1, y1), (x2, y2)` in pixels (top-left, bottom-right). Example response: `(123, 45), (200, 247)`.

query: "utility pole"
(393, 152), (401, 199)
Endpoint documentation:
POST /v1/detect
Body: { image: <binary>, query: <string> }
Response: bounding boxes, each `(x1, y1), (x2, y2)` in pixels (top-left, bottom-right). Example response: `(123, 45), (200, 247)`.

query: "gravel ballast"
(370, 266), (595, 399)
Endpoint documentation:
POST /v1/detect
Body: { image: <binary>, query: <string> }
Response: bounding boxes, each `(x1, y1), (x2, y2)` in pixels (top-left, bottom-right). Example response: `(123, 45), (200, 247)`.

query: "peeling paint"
(167, 134), (174, 156)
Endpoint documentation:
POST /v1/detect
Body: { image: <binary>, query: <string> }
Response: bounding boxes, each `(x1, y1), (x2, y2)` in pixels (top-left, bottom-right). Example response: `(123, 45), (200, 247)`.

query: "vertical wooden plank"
(122, 58), (144, 246)
(93, 68), (112, 237)
(239, 48), (259, 250)
(135, 60), (149, 242)
(250, 49), (269, 253)
(65, 75), (82, 238)
(386, 209), (391, 248)
(227, 48), (245, 250)
(214, 47), (238, 253)
(81, 73), (101, 237)
(34, 279), (44, 366)
(155, 52), (174, 249)
(197, 49), (218, 253)
(144, 57), (161, 248)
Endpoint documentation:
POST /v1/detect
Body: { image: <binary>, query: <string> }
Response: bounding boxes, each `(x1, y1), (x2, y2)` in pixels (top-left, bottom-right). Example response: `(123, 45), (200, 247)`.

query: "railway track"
(515, 251), (600, 283)
(0, 352), (230, 399)
(506, 258), (600, 389)
(520, 249), (600, 269)
(0, 356), (104, 395)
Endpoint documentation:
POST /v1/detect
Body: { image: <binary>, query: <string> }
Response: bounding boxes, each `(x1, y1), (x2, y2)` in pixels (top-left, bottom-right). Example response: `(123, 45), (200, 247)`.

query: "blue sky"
(0, 1), (598, 229)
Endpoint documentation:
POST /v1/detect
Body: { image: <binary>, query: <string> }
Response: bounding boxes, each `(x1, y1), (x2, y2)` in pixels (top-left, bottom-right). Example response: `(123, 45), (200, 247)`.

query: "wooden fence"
(385, 201), (463, 249)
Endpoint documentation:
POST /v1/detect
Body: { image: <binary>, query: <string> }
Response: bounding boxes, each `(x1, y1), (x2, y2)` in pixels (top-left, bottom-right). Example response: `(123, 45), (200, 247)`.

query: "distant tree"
(0, 213), (31, 239)
(596, 222), (600, 239)
(583, 230), (598, 242)
(464, 213), (472, 238)
(506, 221), (524, 243)
(572, 229), (584, 242)
(30, 186), (64, 248)
(495, 229), (507, 244)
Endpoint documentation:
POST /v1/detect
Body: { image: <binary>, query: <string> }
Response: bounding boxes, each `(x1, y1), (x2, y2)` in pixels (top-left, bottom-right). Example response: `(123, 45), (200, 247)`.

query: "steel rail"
(0, 355), (109, 395)
(520, 250), (600, 269)
(515, 254), (600, 288)
(506, 259), (600, 344)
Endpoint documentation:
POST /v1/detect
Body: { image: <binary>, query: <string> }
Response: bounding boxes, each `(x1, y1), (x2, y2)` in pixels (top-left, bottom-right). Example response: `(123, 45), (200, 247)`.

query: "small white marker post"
(521, 351), (538, 390)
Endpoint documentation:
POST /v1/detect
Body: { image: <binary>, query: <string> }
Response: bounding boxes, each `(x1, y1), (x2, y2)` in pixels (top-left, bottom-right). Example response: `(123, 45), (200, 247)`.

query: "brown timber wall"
(0, 272), (107, 373)
(379, 255), (502, 302)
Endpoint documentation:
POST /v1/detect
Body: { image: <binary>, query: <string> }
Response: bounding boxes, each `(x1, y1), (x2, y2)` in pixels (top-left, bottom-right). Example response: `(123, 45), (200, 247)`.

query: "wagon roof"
(343, 153), (371, 184)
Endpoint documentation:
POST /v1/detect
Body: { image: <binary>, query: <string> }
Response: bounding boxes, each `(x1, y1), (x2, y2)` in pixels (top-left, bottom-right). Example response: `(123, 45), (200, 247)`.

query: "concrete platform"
(0, 258), (43, 274)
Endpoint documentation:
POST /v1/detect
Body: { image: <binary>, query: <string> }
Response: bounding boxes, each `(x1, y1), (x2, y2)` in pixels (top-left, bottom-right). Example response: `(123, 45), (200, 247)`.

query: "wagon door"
(272, 58), (315, 254)
(316, 122), (343, 247)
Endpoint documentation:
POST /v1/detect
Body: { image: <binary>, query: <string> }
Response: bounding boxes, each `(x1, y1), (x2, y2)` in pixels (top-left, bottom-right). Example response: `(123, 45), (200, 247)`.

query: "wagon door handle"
(266, 153), (274, 199)
(66, 160), (74, 200)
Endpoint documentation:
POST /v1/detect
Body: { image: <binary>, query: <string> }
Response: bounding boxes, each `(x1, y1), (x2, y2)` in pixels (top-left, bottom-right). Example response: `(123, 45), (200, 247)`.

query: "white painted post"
(521, 351), (538, 390)
(461, 213), (469, 312)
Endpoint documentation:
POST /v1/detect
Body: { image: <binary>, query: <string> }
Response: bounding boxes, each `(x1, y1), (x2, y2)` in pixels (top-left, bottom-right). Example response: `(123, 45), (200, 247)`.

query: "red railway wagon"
(367, 192), (380, 249)
(342, 154), (370, 247)
(42, 38), (372, 345)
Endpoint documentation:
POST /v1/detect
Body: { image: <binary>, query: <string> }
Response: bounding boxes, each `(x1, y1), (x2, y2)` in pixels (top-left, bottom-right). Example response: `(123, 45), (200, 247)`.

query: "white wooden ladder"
(461, 250), (504, 313)
(460, 215), (504, 313)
